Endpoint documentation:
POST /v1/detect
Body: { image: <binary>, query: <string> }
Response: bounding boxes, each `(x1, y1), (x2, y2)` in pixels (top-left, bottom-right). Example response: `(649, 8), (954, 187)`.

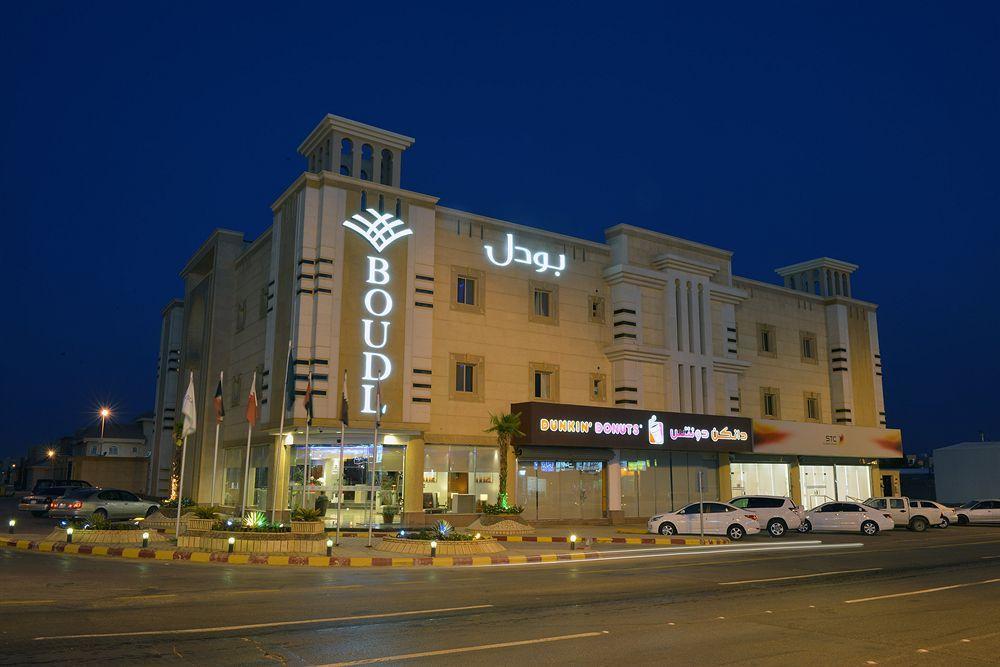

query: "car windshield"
(66, 488), (99, 499)
(959, 501), (979, 508)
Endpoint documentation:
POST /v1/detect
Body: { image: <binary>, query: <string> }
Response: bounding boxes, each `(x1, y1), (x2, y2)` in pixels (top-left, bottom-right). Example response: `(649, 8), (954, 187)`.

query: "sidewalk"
(2, 529), (724, 568)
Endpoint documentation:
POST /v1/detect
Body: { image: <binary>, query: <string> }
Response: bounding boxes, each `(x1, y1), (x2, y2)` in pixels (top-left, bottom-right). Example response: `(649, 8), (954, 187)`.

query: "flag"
(181, 372), (197, 437)
(246, 371), (258, 425)
(304, 372), (313, 426)
(213, 372), (225, 424)
(340, 370), (349, 427)
(284, 344), (296, 413)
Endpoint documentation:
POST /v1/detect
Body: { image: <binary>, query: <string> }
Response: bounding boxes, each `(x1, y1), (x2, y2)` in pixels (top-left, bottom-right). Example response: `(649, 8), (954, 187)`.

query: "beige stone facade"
(161, 114), (901, 524)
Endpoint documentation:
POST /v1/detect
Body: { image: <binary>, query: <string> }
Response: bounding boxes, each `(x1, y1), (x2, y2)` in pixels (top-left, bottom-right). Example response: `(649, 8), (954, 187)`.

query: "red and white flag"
(245, 371), (258, 425)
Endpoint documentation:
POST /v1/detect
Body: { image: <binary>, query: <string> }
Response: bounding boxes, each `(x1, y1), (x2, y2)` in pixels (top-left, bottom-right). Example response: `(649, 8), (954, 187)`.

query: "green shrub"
(482, 501), (524, 515)
(192, 505), (220, 519)
(291, 507), (323, 522)
(160, 497), (195, 509)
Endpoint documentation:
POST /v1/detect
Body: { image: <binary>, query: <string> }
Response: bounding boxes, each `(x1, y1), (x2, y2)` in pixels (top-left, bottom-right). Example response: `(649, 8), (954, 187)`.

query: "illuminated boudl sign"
(513, 402), (754, 452)
(484, 233), (565, 276)
(343, 208), (412, 414)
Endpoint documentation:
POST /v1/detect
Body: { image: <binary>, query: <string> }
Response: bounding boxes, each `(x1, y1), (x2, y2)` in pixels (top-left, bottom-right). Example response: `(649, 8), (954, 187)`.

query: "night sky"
(2, 3), (997, 458)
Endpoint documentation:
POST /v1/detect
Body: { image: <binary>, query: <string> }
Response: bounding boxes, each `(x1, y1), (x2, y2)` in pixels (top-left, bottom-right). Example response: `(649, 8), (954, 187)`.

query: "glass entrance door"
(516, 461), (605, 520)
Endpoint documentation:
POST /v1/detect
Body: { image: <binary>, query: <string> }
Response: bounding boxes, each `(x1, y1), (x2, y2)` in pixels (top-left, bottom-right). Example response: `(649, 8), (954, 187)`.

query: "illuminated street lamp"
(47, 449), (56, 477)
(99, 407), (111, 453)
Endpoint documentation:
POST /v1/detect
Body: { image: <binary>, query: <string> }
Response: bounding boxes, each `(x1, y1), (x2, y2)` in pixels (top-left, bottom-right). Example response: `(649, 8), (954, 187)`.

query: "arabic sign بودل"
(510, 402), (754, 452)
(484, 233), (566, 276)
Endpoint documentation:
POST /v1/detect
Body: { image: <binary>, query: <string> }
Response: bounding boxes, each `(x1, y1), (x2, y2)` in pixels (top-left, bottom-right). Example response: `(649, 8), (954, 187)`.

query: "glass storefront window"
(517, 461), (604, 521)
(835, 465), (872, 503)
(798, 464), (872, 510)
(249, 445), (269, 509)
(620, 451), (719, 517)
(423, 445), (500, 513)
(730, 462), (790, 498)
(222, 447), (243, 507)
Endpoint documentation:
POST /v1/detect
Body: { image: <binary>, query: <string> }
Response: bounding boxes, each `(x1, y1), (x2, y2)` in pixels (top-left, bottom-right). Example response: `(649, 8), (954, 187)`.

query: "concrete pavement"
(3, 525), (1000, 665)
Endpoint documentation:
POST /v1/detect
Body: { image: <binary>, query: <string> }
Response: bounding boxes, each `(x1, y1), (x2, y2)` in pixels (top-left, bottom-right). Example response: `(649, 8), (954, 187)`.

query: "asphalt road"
(2, 522), (1000, 666)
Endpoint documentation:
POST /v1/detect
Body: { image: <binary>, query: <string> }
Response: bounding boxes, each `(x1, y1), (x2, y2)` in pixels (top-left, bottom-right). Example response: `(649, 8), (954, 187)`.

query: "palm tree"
(485, 412), (524, 509)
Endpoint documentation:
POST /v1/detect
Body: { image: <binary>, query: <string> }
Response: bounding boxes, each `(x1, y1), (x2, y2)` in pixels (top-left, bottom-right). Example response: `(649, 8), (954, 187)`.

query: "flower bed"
(377, 536), (505, 556)
(177, 531), (329, 554)
(45, 528), (170, 545)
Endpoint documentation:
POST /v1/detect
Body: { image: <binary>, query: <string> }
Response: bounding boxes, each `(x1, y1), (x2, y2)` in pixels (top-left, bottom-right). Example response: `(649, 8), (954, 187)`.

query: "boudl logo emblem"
(343, 208), (412, 253)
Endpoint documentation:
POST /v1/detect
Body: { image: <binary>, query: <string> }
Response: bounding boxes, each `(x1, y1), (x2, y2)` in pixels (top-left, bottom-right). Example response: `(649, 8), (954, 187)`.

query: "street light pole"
(99, 407), (110, 455)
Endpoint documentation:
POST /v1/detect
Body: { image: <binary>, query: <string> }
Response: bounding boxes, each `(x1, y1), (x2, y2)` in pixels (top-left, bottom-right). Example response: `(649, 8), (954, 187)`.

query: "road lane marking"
(484, 542), (863, 568)
(720, 567), (882, 585)
(318, 630), (609, 665)
(592, 541), (825, 556)
(113, 593), (178, 601)
(981, 556), (1000, 560)
(0, 599), (56, 606)
(33, 604), (494, 640)
(845, 578), (1000, 604)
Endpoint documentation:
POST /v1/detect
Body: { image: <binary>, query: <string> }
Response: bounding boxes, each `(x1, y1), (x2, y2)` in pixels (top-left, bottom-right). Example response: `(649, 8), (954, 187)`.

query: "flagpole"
(366, 373), (382, 549)
(273, 341), (292, 523)
(210, 422), (220, 506)
(335, 419), (345, 546)
(241, 422), (253, 516)
(175, 434), (188, 540)
(303, 421), (311, 511)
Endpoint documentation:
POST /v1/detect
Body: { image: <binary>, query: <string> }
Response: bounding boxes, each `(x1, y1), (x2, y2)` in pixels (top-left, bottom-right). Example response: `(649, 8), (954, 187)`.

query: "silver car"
(49, 488), (159, 522)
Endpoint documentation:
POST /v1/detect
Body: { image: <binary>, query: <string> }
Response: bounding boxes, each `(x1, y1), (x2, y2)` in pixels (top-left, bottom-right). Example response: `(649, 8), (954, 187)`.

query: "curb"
(2, 538), (606, 568)
(494, 535), (729, 546)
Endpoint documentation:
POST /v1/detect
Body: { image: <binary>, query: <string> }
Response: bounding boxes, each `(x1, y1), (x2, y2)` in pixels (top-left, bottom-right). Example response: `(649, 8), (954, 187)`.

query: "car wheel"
(957, 515), (969, 526)
(91, 509), (108, 522)
(145, 506), (158, 518)
(658, 522), (676, 536)
(939, 517), (950, 529)
(727, 524), (746, 541)
(799, 520), (812, 533)
(767, 519), (787, 538)
(910, 517), (928, 532)
(861, 520), (879, 536)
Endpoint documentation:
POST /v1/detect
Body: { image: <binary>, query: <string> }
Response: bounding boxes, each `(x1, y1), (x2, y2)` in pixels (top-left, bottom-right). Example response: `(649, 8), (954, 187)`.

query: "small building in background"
(933, 442), (1000, 504)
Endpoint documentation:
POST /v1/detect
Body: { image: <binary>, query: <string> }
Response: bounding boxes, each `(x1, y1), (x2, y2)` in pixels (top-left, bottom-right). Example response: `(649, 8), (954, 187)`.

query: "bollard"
(66, 527), (74, 544)
(227, 536), (235, 553)
(430, 540), (438, 557)
(142, 532), (149, 549)
(8, 519), (14, 535)
(570, 534), (577, 550)
(326, 539), (333, 557)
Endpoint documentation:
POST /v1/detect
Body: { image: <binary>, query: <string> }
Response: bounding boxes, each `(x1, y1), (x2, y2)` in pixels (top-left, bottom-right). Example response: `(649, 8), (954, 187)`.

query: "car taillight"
(745, 513), (758, 521)
(70, 501), (82, 509)
(49, 501), (57, 509)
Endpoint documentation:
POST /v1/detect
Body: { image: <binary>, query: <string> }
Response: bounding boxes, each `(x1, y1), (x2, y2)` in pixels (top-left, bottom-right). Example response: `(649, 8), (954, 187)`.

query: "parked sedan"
(18, 486), (72, 517)
(803, 501), (894, 535)
(48, 488), (159, 522)
(647, 501), (761, 541)
(924, 501), (958, 528)
(955, 500), (1000, 525)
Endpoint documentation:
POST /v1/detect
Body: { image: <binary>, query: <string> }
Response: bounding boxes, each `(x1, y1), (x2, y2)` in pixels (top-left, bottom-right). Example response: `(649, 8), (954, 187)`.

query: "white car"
(647, 501), (761, 541)
(928, 501), (958, 528)
(956, 500), (1000, 525)
(729, 495), (805, 537)
(863, 496), (942, 532)
(803, 501), (894, 536)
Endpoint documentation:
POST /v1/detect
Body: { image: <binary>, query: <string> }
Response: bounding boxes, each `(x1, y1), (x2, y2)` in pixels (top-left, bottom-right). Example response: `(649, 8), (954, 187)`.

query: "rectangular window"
(760, 387), (780, 418)
(455, 362), (475, 393)
(235, 300), (247, 332)
(589, 295), (606, 323)
(533, 289), (550, 317)
(534, 371), (552, 399)
(589, 373), (606, 402)
(757, 324), (776, 357)
(456, 276), (476, 306)
(804, 392), (821, 422)
(231, 374), (242, 407)
(800, 331), (817, 362)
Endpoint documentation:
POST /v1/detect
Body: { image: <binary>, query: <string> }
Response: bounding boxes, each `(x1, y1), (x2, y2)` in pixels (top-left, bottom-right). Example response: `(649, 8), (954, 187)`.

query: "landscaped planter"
(377, 536), (505, 556)
(177, 531), (329, 554)
(466, 516), (535, 535)
(186, 518), (215, 532)
(45, 529), (170, 545)
(290, 520), (325, 535)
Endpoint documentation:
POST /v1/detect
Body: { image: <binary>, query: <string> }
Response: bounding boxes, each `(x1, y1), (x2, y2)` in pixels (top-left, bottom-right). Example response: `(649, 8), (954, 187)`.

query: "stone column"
(789, 459), (802, 506)
(717, 453), (732, 501)
(606, 450), (623, 524)
(402, 436), (425, 526)
(270, 435), (289, 522)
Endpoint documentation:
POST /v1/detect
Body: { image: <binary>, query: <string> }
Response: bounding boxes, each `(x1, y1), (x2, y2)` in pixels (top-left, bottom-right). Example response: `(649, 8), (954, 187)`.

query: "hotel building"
(155, 114), (903, 525)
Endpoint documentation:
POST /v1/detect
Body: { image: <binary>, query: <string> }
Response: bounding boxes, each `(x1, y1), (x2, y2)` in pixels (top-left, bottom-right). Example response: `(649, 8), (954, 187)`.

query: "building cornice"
(713, 357), (752, 374)
(605, 223), (733, 260)
(180, 229), (245, 278)
(709, 283), (749, 305)
(603, 343), (671, 363)
(734, 277), (878, 309)
(270, 172), (440, 212)
(775, 256), (859, 276)
(437, 206), (610, 253)
(652, 252), (720, 278)
(603, 264), (667, 289)
(297, 114), (415, 155)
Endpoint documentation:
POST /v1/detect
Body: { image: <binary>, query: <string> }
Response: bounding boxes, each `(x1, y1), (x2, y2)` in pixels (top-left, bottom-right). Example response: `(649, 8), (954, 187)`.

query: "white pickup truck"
(863, 496), (944, 531)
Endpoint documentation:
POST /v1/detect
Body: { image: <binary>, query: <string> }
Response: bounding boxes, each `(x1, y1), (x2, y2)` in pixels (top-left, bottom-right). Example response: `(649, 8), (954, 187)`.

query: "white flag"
(181, 372), (197, 437)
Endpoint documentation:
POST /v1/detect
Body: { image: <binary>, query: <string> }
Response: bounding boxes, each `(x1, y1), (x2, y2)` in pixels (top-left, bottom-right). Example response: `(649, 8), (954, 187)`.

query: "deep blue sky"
(2, 3), (997, 458)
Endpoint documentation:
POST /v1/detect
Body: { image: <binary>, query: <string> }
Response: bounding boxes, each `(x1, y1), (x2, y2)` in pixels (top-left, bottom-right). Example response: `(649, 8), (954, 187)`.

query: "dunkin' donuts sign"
(512, 402), (753, 452)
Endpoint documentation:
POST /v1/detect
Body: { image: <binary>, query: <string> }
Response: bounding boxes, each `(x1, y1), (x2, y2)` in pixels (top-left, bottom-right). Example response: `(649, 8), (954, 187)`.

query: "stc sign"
(511, 402), (754, 453)
(342, 208), (412, 416)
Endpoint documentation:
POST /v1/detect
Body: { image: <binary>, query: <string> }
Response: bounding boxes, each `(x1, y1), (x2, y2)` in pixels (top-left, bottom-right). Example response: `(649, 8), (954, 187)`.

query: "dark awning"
(515, 446), (615, 462)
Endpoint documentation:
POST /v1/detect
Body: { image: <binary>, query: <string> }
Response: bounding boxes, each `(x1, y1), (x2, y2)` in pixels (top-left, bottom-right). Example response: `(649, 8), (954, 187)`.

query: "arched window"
(360, 143), (373, 181)
(360, 190), (367, 210)
(340, 138), (354, 176)
(380, 149), (394, 185)
(841, 273), (848, 296)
